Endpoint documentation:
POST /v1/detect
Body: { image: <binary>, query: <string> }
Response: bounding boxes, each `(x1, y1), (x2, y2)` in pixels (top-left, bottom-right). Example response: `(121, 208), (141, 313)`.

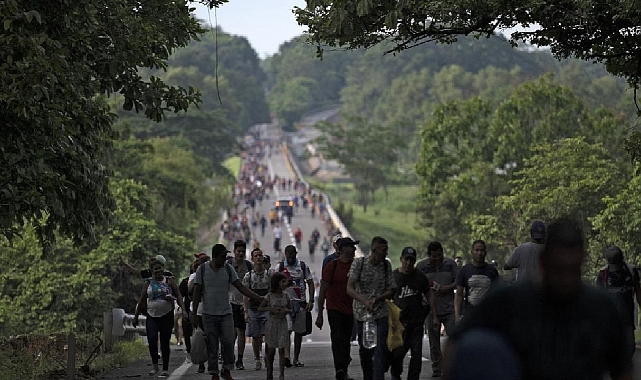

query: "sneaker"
(284, 358), (293, 368)
(344, 373), (354, 380)
(157, 371), (169, 378)
(335, 369), (346, 380)
(235, 360), (245, 370)
(211, 375), (220, 380)
(197, 364), (205, 373)
(255, 360), (262, 371)
(221, 369), (234, 380)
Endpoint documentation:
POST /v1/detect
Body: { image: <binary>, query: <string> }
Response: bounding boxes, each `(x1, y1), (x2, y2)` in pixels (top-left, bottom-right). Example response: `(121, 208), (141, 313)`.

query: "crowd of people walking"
(124, 134), (638, 380)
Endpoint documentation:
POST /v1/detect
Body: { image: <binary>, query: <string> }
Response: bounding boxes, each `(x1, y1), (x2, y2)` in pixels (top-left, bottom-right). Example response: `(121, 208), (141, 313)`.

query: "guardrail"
(281, 143), (364, 258)
(103, 308), (146, 352)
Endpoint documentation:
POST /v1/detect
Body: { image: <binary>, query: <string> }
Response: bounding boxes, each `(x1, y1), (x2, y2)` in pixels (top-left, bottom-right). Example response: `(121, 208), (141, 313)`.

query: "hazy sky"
(192, 0), (307, 58)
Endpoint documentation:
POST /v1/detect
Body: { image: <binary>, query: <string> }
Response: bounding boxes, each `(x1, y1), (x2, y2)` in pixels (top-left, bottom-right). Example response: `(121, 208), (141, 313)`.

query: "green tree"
(315, 115), (404, 211)
(590, 172), (641, 268)
(483, 138), (624, 260)
(269, 77), (321, 130)
(295, 0), (641, 90)
(1, 0), (204, 247)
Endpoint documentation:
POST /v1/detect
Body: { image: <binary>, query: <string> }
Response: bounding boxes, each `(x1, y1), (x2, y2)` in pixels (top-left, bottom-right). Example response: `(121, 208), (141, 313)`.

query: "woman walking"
(134, 258), (187, 377)
(258, 272), (291, 380)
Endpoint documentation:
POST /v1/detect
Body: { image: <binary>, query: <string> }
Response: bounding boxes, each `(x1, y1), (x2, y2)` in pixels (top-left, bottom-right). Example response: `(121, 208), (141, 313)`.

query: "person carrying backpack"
(595, 245), (641, 359)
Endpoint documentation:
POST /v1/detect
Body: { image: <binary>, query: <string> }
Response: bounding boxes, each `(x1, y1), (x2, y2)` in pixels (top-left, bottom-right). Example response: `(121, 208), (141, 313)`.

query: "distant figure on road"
(445, 218), (634, 380)
(294, 227), (302, 248)
(321, 237), (331, 258)
(504, 220), (545, 283)
(273, 223), (282, 259)
(260, 215), (267, 237)
(308, 237), (316, 262)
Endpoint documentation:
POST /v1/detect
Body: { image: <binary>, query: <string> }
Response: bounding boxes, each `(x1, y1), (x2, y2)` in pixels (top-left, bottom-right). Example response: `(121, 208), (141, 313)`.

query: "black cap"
(262, 254), (271, 263)
(401, 247), (417, 259)
(337, 237), (359, 250)
(212, 243), (231, 257)
(530, 220), (545, 240)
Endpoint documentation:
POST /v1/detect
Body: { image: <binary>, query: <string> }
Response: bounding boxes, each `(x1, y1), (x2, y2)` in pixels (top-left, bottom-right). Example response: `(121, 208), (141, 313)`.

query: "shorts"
(246, 309), (269, 338)
(231, 304), (247, 330)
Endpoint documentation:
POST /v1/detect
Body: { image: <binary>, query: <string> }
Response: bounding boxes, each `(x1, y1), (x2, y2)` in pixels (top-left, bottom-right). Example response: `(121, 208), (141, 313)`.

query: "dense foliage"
(0, 0), (203, 247)
(295, 0), (641, 92)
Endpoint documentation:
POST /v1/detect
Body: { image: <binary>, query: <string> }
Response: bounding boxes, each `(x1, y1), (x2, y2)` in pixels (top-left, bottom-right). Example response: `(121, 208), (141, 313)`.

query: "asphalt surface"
(101, 123), (641, 379)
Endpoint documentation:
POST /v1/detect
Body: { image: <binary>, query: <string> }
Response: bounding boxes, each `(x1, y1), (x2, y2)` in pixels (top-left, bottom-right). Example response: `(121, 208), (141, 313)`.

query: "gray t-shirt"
(416, 257), (458, 315)
(505, 241), (544, 283)
(349, 256), (397, 321)
(194, 262), (239, 316)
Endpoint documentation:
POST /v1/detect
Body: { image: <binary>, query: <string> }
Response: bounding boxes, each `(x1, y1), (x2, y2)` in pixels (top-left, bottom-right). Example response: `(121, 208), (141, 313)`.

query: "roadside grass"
(223, 156), (241, 179)
(311, 181), (427, 263)
(0, 338), (147, 380)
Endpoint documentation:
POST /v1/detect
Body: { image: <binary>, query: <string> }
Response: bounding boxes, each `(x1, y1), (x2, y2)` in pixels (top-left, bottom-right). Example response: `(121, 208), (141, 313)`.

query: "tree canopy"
(0, 0), (206, 247)
(294, 0), (641, 94)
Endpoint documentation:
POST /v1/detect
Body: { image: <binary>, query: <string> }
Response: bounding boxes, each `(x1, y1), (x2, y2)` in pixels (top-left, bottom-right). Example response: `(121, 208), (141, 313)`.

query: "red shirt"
(322, 258), (353, 315)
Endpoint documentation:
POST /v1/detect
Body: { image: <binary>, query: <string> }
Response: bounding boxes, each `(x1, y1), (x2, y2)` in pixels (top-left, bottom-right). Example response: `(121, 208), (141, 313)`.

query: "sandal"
(293, 361), (304, 367)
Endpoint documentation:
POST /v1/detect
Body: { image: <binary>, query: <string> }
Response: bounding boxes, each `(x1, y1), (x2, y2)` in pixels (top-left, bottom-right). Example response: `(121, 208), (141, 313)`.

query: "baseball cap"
(155, 255), (167, 265)
(337, 237), (359, 250)
(605, 246), (624, 271)
(211, 243), (231, 257)
(262, 254), (271, 263)
(530, 220), (545, 240)
(401, 247), (417, 259)
(332, 233), (343, 244)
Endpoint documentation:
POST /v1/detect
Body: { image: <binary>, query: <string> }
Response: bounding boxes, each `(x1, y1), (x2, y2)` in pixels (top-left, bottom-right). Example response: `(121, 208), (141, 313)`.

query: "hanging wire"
(206, 6), (223, 105)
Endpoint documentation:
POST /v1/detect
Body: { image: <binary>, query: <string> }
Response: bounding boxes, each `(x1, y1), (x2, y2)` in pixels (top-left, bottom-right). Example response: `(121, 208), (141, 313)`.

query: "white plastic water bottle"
(363, 312), (377, 349)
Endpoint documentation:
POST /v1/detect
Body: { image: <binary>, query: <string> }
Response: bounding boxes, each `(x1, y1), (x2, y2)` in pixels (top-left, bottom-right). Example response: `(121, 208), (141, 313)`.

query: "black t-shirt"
(450, 283), (633, 380)
(595, 264), (640, 328)
(393, 269), (431, 324)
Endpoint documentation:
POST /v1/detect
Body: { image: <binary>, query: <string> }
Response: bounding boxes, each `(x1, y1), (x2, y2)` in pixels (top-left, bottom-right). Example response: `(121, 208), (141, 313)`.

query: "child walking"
(258, 272), (291, 380)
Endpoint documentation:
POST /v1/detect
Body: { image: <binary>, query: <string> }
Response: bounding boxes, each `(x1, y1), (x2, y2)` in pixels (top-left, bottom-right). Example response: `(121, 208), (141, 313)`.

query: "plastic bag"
(190, 327), (208, 364)
(386, 299), (404, 351)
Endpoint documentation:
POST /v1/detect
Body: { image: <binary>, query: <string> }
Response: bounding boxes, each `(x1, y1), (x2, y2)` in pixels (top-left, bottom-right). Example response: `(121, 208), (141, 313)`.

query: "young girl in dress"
(258, 272), (291, 380)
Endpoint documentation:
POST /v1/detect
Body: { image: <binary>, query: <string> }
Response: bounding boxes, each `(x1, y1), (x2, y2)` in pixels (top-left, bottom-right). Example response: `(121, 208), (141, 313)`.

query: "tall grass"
(311, 181), (428, 264)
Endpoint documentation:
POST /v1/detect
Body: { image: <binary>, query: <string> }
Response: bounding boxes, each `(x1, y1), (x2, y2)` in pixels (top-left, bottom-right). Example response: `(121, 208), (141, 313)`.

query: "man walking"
(454, 240), (499, 322)
(504, 220), (545, 283)
(390, 247), (434, 380)
(347, 236), (396, 380)
(242, 248), (272, 371)
(595, 245), (641, 358)
(446, 219), (633, 380)
(275, 245), (315, 368)
(416, 241), (458, 378)
(316, 237), (358, 380)
(191, 244), (264, 380)
(227, 240), (253, 370)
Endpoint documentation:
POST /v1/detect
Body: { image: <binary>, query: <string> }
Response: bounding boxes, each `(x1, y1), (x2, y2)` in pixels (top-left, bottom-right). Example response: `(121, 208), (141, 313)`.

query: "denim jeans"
(390, 322), (424, 380)
(328, 310), (355, 375)
(357, 316), (389, 380)
(202, 313), (235, 374)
